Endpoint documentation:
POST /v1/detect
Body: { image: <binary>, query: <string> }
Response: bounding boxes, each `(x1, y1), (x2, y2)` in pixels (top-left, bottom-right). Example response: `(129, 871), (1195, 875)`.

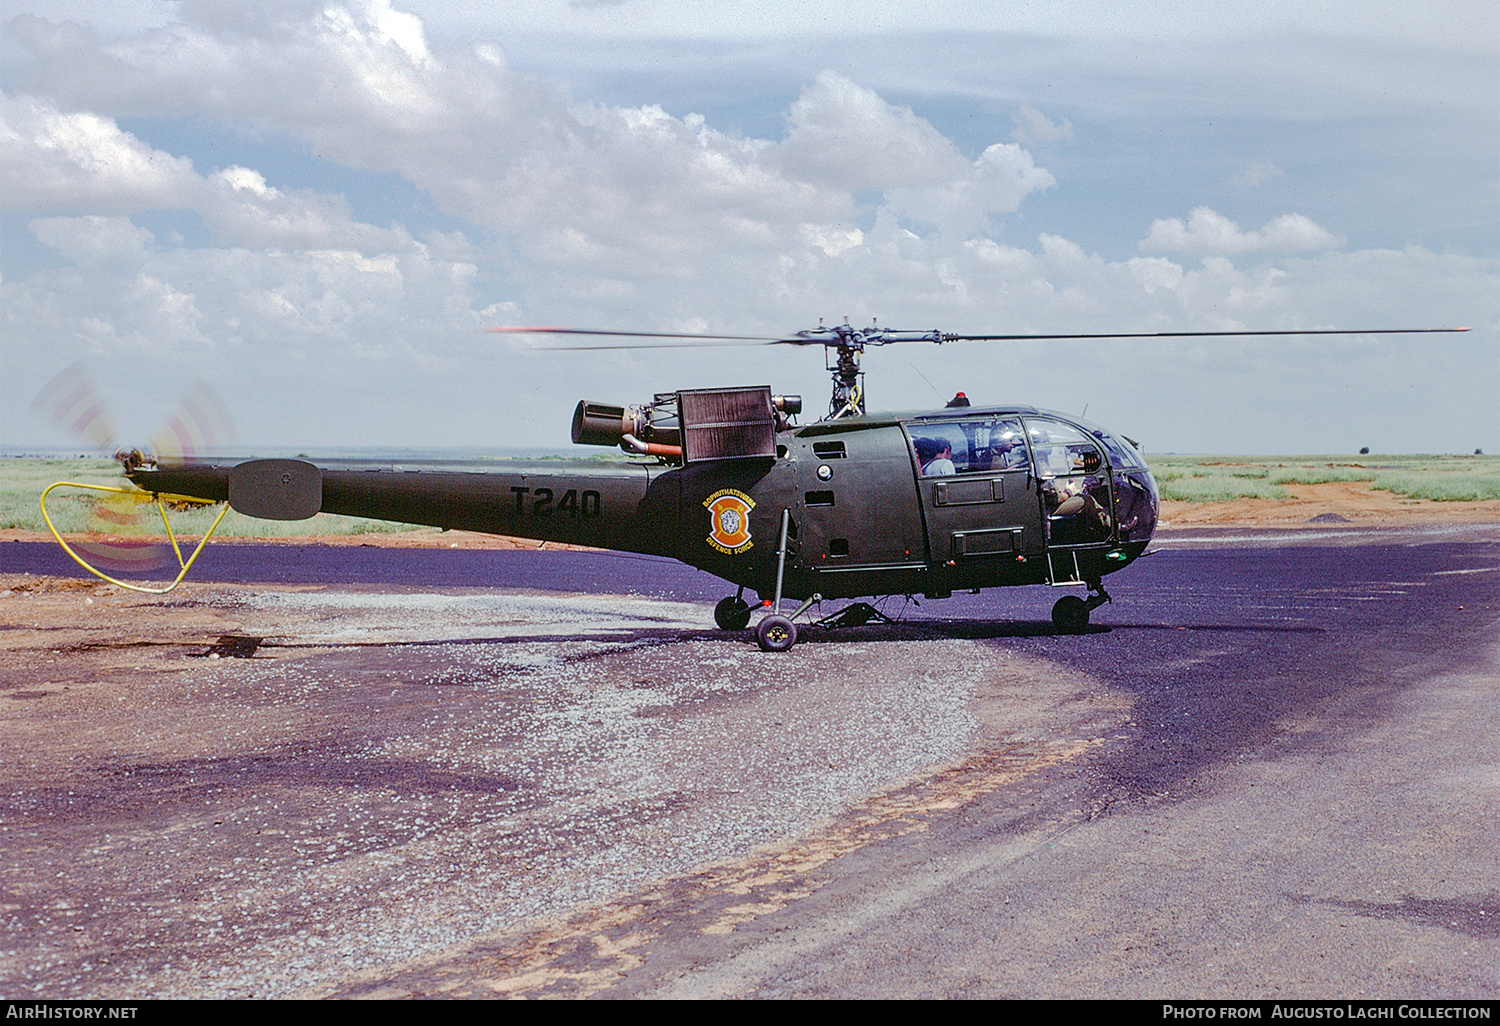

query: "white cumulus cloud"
(1012, 103), (1074, 147)
(1140, 207), (1344, 257)
(0, 92), (202, 212)
(1233, 159), (1285, 187)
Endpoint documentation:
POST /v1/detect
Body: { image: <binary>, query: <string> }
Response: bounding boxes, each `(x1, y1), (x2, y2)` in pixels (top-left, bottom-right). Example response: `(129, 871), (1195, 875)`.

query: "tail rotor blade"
(31, 363), (117, 453)
(150, 380), (239, 460)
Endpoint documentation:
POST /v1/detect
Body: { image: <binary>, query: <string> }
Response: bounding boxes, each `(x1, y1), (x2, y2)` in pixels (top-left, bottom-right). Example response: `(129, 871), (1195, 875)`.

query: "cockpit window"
(1024, 418), (1099, 477)
(1072, 415), (1148, 470)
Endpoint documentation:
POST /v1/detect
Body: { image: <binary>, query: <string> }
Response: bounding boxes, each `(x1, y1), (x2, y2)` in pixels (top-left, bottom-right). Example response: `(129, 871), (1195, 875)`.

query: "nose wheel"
(1051, 582), (1111, 633)
(755, 614), (798, 652)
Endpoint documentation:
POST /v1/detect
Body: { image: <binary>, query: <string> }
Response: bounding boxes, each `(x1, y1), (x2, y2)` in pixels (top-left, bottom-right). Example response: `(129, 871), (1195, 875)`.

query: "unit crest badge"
(704, 488), (755, 554)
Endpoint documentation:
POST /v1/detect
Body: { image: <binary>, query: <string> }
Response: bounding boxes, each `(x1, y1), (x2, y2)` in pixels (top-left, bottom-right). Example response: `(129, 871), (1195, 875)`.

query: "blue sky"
(3, 0), (1496, 455)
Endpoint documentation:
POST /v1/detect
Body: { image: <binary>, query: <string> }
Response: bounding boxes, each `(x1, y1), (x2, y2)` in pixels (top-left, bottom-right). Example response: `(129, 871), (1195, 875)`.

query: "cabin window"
(828, 538), (850, 556)
(805, 490), (835, 507)
(909, 417), (1028, 475)
(812, 441), (847, 459)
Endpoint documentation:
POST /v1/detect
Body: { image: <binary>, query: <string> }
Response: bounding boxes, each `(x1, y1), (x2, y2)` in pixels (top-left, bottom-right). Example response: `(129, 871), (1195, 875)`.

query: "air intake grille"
(678, 386), (777, 462)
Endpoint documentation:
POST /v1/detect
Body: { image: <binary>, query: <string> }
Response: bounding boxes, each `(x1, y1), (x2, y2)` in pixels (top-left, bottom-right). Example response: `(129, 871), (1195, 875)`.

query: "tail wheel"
(714, 596), (753, 631)
(1051, 595), (1089, 632)
(756, 614), (798, 652)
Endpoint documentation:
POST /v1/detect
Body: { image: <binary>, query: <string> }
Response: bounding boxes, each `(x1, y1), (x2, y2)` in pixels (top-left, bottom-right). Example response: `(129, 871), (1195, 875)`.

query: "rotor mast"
(794, 320), (947, 418)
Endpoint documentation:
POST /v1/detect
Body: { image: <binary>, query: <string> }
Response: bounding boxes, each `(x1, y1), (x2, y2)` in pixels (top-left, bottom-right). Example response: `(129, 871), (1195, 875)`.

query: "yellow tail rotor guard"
(40, 481), (231, 595)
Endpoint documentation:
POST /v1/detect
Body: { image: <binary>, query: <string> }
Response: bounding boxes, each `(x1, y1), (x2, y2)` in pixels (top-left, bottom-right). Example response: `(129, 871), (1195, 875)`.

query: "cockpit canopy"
(907, 410), (1148, 476)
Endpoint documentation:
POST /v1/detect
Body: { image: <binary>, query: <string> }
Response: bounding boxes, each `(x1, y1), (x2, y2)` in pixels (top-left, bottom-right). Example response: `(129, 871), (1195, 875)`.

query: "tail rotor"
(32, 364), (236, 575)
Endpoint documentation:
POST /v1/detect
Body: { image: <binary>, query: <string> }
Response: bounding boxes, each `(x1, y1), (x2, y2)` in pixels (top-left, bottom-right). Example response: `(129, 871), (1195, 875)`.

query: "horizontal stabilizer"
(228, 459), (322, 521)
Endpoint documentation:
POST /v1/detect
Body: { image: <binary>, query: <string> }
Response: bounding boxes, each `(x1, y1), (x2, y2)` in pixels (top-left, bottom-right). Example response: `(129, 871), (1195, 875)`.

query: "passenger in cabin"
(926, 441), (957, 476)
(913, 436), (934, 466)
(1113, 472), (1152, 540)
(913, 437), (957, 476)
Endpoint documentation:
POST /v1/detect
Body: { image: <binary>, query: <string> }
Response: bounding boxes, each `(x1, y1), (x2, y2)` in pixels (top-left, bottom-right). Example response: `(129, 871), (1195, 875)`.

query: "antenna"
(910, 363), (944, 402)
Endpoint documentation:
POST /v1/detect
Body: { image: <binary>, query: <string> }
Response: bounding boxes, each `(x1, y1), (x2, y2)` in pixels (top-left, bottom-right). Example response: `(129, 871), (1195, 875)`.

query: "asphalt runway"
(4, 540), (723, 601)
(2, 525), (1497, 998)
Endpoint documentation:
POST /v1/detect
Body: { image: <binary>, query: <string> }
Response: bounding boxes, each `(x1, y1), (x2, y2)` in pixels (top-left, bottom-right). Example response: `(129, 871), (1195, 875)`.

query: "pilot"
(988, 433), (1028, 471)
(1048, 449), (1112, 537)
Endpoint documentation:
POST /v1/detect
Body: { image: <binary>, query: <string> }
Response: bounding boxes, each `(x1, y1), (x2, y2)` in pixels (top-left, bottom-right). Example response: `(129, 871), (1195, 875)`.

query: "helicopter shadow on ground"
(229, 611), (1082, 654)
(252, 627), (731, 654)
(777, 619), (1330, 644)
(238, 614), (1329, 658)
(248, 619), (1113, 653)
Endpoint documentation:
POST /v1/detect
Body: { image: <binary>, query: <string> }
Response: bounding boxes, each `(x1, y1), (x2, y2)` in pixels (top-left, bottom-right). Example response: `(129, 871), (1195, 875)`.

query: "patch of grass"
(1372, 473), (1500, 502)
(2, 457), (433, 538)
(1146, 453), (1500, 504)
(1147, 457), (1294, 501)
(1156, 476), (1290, 503)
(0, 459), (122, 531)
(1267, 467), (1377, 486)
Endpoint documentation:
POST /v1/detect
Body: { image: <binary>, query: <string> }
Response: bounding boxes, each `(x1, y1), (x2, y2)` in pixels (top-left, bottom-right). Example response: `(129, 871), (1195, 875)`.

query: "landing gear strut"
(813, 602), (895, 629)
(1051, 581), (1111, 632)
(753, 508), (808, 652)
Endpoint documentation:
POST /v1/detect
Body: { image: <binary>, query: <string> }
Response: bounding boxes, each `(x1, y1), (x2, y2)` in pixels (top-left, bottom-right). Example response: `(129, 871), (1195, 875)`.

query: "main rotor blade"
(488, 323), (1471, 351)
(937, 327), (1471, 342)
(487, 326), (784, 347)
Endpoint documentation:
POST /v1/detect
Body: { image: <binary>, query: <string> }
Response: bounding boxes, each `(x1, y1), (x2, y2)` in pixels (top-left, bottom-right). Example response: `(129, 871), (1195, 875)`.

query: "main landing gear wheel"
(756, 614), (798, 652)
(714, 596), (753, 631)
(1051, 595), (1090, 632)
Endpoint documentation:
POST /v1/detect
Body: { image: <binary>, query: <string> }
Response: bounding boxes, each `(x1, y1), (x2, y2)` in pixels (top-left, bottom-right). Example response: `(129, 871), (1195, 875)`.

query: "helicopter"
(43, 322), (1468, 651)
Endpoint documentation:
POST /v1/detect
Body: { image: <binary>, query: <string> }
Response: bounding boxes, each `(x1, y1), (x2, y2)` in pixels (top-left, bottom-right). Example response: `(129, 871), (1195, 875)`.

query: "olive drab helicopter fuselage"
(121, 385), (1156, 650)
(53, 322), (1466, 651)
